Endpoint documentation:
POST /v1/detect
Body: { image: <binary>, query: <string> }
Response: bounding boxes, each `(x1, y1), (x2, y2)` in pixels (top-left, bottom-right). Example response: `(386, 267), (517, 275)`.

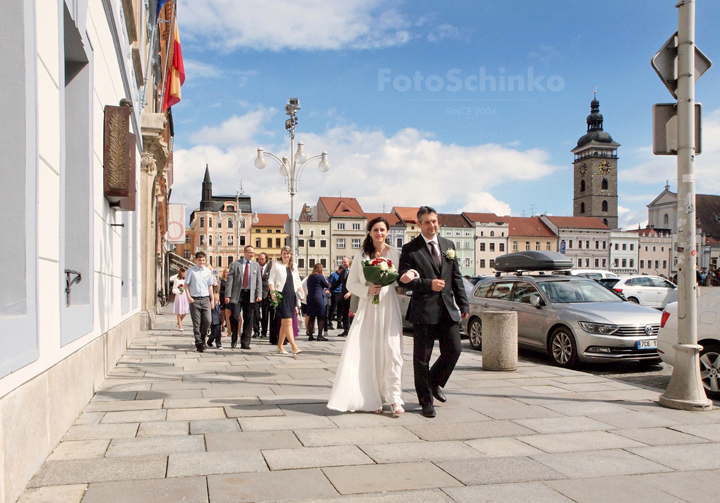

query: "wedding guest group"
(225, 245), (262, 349)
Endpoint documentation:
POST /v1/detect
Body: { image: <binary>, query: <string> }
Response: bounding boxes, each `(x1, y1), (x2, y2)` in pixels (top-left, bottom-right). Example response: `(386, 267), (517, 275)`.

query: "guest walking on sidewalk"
(172, 268), (189, 331)
(268, 246), (304, 356)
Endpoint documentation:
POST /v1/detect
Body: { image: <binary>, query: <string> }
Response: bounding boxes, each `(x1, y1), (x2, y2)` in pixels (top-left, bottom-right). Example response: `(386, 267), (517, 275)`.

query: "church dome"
(576, 95), (613, 148)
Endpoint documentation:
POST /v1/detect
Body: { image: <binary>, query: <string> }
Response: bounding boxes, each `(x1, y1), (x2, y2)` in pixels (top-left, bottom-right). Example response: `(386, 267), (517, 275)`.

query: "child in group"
(207, 293), (224, 350)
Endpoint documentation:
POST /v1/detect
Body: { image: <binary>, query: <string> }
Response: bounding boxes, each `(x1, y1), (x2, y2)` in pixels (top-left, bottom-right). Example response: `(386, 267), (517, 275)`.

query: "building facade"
(505, 217), (558, 256)
(365, 212), (407, 251)
(437, 214), (475, 276)
(571, 96), (620, 229)
(317, 197), (367, 267)
(541, 216), (611, 270)
(631, 228), (673, 278)
(608, 231), (640, 274)
(463, 213), (508, 276)
(0, 2), (177, 501)
(392, 206), (422, 242)
(252, 214), (289, 264)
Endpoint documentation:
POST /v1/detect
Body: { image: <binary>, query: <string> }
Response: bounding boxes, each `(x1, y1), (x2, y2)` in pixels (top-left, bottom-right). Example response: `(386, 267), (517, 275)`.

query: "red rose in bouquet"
(362, 257), (399, 304)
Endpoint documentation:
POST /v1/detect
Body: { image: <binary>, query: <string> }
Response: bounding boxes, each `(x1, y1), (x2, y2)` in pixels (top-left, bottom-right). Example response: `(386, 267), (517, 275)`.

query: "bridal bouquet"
(363, 258), (399, 304)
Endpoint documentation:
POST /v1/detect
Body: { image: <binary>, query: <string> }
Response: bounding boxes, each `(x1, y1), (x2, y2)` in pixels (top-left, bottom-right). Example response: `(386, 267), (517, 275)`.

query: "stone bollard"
(481, 311), (518, 371)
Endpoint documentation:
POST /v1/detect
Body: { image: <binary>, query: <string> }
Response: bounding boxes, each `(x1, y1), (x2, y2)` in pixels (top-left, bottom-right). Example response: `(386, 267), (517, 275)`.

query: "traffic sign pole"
(659, 0), (712, 412)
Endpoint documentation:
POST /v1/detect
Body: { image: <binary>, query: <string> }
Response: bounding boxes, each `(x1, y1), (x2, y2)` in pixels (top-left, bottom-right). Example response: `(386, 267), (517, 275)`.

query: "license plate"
(637, 340), (657, 349)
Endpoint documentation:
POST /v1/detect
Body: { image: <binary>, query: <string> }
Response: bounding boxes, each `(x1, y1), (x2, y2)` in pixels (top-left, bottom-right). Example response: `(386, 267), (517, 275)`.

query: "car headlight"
(578, 322), (619, 335)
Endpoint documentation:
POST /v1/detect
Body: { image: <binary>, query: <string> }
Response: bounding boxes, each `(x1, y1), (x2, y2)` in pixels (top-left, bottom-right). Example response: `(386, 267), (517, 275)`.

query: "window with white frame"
(337, 223), (345, 230)
(337, 238), (346, 248)
(351, 238), (361, 249)
(352, 223), (361, 230)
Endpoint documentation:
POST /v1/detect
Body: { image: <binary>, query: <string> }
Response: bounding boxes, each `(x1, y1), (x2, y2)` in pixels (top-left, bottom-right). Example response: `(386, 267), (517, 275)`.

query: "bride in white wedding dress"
(327, 217), (405, 414)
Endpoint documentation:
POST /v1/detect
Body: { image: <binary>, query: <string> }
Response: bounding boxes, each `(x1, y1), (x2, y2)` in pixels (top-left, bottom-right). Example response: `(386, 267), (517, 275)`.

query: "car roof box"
(494, 250), (573, 273)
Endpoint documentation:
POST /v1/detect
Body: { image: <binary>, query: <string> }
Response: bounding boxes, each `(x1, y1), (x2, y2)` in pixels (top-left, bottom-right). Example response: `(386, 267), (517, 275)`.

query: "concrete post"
(481, 311), (518, 371)
(659, 0), (712, 411)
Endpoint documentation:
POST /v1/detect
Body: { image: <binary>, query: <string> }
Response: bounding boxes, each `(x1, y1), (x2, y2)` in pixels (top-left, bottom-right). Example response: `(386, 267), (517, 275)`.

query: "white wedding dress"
(327, 248), (404, 412)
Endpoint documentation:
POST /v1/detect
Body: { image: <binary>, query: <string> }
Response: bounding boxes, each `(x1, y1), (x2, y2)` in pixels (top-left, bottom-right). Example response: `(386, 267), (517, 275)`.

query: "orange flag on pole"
(163, 23), (185, 111)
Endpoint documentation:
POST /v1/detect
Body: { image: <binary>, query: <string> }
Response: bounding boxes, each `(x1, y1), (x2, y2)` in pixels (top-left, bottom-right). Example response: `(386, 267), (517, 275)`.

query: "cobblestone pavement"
(18, 313), (720, 503)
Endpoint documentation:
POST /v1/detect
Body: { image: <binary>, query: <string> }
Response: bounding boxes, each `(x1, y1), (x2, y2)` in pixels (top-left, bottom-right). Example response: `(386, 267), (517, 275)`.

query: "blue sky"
(171, 0), (720, 229)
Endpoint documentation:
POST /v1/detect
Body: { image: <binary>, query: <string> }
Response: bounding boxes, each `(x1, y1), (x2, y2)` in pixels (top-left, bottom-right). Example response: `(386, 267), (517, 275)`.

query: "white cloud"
(427, 24), (465, 43)
(183, 59), (224, 79)
(172, 108), (563, 216)
(177, 0), (412, 51)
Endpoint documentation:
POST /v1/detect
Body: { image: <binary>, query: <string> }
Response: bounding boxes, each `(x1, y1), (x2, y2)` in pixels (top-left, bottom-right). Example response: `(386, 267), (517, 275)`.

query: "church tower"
(200, 164), (213, 211)
(571, 94), (620, 229)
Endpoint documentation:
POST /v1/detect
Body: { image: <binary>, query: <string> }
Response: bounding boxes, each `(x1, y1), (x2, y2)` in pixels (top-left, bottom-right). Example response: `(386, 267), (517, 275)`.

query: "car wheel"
(699, 343), (720, 398)
(548, 327), (578, 368)
(468, 317), (482, 351)
(628, 297), (640, 304)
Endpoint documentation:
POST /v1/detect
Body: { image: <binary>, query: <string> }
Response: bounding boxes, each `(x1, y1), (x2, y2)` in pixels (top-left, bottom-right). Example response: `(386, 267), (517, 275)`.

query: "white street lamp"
(255, 98), (330, 258)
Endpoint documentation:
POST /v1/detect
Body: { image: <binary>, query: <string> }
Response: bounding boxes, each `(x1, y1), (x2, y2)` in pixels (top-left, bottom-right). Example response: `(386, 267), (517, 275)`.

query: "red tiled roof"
(438, 214), (471, 228)
(392, 206), (420, 224)
(503, 217), (556, 237)
(462, 212), (502, 224)
(254, 213), (289, 227)
(365, 213), (403, 226)
(627, 228), (672, 238)
(543, 216), (609, 230)
(319, 197), (364, 218)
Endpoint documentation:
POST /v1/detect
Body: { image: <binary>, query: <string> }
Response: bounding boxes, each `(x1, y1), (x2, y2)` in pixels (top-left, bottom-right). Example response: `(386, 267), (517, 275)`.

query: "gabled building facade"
(541, 216), (611, 270)
(317, 197), (366, 267)
(298, 204), (332, 275)
(462, 213), (508, 276)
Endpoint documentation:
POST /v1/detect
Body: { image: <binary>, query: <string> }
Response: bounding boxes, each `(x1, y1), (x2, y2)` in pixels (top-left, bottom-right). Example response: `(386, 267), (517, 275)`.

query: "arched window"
(602, 178), (608, 190)
(602, 200), (608, 212)
(227, 205), (235, 212)
(580, 202), (585, 213)
(580, 180), (586, 192)
(603, 218), (608, 226)
(490, 231), (495, 236)
(663, 214), (669, 225)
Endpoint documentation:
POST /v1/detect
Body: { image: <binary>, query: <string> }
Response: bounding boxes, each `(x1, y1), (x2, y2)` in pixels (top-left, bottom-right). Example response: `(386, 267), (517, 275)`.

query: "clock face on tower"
(599, 160), (611, 175)
(579, 163), (587, 175)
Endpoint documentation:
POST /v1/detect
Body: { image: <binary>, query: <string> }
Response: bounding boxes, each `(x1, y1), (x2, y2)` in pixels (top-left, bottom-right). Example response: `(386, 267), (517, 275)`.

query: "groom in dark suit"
(399, 206), (469, 418)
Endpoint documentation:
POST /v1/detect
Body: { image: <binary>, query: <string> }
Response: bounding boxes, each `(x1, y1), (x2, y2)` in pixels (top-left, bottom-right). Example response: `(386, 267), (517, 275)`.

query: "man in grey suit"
(225, 245), (262, 349)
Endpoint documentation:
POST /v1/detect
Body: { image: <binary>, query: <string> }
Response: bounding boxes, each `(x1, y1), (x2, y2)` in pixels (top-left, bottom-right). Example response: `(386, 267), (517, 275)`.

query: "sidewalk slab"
(443, 481), (574, 503)
(167, 450), (267, 477)
(47, 440), (110, 461)
(105, 435), (205, 457)
(531, 449), (674, 478)
(63, 423), (139, 441)
(205, 431), (302, 451)
(208, 469), (338, 502)
(546, 475), (687, 503)
(27, 455), (167, 487)
(322, 461), (462, 494)
(627, 443), (720, 471)
(82, 476), (208, 503)
(17, 484), (88, 503)
(437, 456), (566, 485)
(295, 426), (421, 447)
(359, 440), (485, 464)
(517, 430), (645, 453)
(262, 445), (373, 470)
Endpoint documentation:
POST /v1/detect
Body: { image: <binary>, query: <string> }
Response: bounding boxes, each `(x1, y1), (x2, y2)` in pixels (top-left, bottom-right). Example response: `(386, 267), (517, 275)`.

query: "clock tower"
(571, 94), (619, 229)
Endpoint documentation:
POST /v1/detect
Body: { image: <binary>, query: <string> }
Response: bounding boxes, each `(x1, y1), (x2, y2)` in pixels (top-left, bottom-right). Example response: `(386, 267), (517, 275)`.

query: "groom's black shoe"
(432, 386), (447, 403)
(421, 404), (436, 418)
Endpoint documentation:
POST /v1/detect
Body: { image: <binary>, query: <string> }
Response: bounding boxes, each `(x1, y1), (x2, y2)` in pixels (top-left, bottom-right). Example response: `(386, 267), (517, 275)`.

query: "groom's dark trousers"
(412, 306), (462, 406)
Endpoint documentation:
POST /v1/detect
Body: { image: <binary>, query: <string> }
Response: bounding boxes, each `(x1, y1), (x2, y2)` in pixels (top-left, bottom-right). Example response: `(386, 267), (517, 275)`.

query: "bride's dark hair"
(362, 217), (390, 258)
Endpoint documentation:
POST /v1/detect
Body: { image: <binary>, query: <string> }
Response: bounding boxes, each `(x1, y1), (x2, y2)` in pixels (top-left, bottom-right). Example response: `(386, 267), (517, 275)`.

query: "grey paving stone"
(17, 484), (88, 503)
(521, 385), (574, 395)
(238, 415), (338, 431)
(295, 426), (421, 447)
(190, 419), (241, 434)
(81, 476), (208, 503)
(163, 397), (260, 408)
(150, 381), (211, 390)
(263, 445), (373, 470)
(100, 409), (167, 424)
(201, 385), (275, 398)
(471, 402), (562, 420)
(406, 420), (535, 441)
(327, 411), (428, 428)
(612, 427), (709, 446)
(539, 400), (634, 416)
(360, 440), (485, 464)
(323, 461), (462, 494)
(63, 423), (139, 441)
(208, 469), (338, 502)
(84, 399), (163, 413)
(205, 431), (302, 451)
(465, 437), (545, 457)
(514, 416), (612, 434)
(136, 389), (204, 400)
(223, 404), (285, 418)
(546, 475), (687, 503)
(91, 390), (138, 402)
(627, 443), (720, 471)
(518, 430), (645, 453)
(278, 402), (343, 416)
(304, 489), (455, 503)
(634, 470), (720, 503)
(258, 393), (329, 405)
(588, 411), (680, 429)
(166, 407), (226, 420)
(167, 450), (267, 477)
(671, 423), (720, 441)
(74, 412), (105, 425)
(443, 481), (574, 503)
(532, 449), (673, 478)
(47, 440), (110, 461)
(27, 455), (167, 487)
(437, 456), (566, 485)
(137, 420), (189, 437)
(106, 435), (205, 457)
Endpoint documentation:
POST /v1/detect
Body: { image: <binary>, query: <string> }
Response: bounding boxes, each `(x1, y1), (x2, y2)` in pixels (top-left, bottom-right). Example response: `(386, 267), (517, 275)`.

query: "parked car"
(571, 269), (618, 281)
(599, 275), (677, 309)
(658, 289), (720, 398)
(463, 274), (662, 367)
(397, 277), (475, 331)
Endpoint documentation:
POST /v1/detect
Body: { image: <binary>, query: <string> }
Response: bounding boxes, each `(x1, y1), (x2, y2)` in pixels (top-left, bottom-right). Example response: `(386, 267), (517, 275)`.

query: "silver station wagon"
(464, 274), (663, 367)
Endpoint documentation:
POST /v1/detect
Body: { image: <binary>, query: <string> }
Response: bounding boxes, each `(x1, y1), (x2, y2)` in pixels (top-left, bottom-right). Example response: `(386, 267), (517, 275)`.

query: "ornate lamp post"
(254, 98), (329, 258)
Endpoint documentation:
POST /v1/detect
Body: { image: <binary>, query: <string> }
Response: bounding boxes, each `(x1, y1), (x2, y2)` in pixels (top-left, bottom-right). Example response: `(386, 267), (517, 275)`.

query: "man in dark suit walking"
(330, 256), (352, 336)
(254, 252), (272, 339)
(399, 206), (469, 418)
(225, 245), (262, 349)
